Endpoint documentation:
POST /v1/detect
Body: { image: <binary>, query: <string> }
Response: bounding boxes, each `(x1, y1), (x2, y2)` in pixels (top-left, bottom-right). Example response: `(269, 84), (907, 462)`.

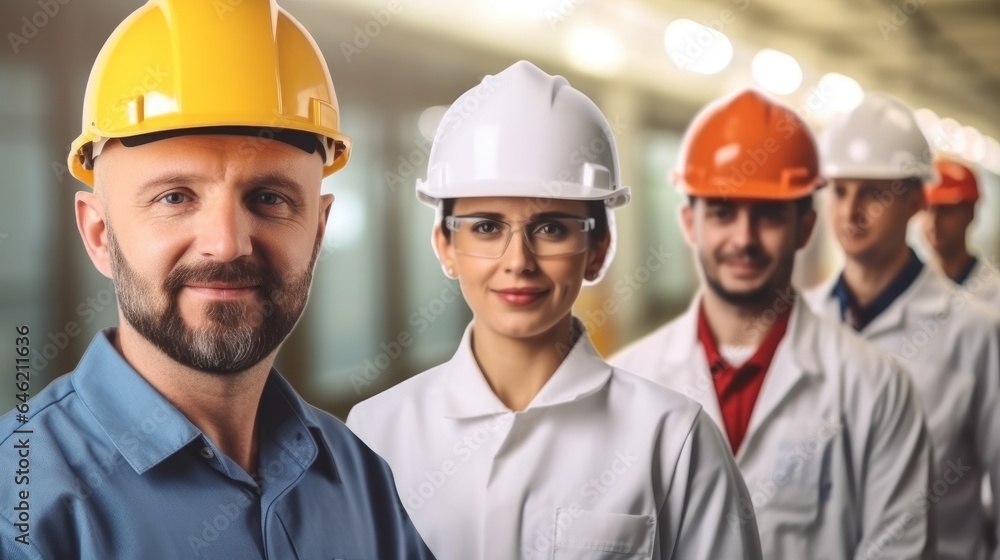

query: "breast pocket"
(552, 509), (655, 560)
(755, 418), (837, 531)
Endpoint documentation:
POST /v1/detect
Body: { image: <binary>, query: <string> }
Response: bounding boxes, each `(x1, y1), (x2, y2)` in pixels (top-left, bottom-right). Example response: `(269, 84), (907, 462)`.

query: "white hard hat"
(819, 93), (937, 183)
(416, 60), (630, 209)
(419, 60), (629, 285)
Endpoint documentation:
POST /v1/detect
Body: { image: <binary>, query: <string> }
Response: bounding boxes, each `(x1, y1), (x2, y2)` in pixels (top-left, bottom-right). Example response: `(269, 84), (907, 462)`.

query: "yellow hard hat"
(68, 0), (351, 186)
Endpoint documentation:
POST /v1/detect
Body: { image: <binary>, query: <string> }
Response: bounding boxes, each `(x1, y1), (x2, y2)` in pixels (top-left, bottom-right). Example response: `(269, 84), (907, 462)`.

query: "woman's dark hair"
(439, 198), (610, 245)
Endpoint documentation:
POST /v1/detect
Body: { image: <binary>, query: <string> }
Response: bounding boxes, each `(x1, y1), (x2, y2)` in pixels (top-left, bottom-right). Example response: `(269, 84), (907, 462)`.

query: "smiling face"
(825, 178), (923, 265)
(681, 197), (814, 308)
(77, 134), (332, 374)
(434, 197), (610, 342)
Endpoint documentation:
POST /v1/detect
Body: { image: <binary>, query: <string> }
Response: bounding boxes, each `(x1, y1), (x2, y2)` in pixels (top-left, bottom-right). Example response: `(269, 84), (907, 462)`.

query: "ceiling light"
(664, 19), (733, 75)
(751, 49), (802, 95)
(567, 25), (624, 76)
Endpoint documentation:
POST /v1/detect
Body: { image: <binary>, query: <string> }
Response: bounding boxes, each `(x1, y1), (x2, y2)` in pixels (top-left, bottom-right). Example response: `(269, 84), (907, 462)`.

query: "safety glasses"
(444, 215), (595, 259)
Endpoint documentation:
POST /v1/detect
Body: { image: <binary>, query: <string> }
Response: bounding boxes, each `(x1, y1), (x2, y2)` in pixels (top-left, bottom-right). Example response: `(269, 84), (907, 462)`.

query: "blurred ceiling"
(669, 0), (1000, 137)
(295, 0), (1000, 167)
(5, 0), (998, 166)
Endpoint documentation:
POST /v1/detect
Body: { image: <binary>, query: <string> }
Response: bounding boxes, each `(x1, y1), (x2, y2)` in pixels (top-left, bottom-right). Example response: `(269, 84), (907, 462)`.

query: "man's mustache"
(163, 258), (281, 295)
(717, 248), (769, 266)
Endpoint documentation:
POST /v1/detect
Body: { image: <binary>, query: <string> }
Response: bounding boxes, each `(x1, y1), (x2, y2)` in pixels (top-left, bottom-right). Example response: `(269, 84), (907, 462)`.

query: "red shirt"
(697, 303), (792, 454)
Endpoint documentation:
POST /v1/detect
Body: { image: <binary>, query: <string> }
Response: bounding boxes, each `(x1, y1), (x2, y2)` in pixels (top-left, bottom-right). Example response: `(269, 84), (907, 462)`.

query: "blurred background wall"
(1, 0), (998, 419)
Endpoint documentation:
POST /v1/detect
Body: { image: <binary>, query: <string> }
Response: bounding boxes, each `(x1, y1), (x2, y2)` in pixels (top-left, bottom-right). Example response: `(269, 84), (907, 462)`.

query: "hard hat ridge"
(819, 92), (936, 183)
(675, 87), (822, 200)
(416, 60), (630, 209)
(68, 0), (351, 186)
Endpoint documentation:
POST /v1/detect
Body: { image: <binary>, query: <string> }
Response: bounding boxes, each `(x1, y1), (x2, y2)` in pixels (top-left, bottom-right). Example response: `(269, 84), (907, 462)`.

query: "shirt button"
(200, 447), (215, 459)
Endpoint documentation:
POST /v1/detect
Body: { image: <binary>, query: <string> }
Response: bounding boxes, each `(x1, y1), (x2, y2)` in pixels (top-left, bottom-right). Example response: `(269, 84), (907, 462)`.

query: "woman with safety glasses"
(347, 61), (762, 560)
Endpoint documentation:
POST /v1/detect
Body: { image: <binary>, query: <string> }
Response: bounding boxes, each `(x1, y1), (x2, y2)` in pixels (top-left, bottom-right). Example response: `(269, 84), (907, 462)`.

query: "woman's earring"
(447, 268), (456, 278)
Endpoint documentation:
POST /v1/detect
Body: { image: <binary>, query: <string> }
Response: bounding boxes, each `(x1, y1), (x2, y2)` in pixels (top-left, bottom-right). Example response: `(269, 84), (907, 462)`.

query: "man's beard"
(107, 225), (319, 374)
(701, 246), (788, 309)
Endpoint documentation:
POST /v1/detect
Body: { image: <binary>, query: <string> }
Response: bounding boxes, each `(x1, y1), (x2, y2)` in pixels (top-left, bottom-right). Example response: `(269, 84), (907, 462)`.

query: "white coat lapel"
(440, 320), (614, 419)
(858, 294), (907, 338)
(806, 270), (910, 337)
(441, 323), (512, 419)
(863, 267), (949, 338)
(803, 275), (839, 317)
(527, 321), (612, 410)
(739, 300), (821, 460)
(660, 297), (728, 441)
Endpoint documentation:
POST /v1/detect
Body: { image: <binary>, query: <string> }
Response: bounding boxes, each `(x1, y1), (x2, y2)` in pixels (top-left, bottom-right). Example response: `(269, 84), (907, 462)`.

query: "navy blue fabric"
(0, 329), (434, 560)
(954, 257), (979, 286)
(833, 248), (924, 331)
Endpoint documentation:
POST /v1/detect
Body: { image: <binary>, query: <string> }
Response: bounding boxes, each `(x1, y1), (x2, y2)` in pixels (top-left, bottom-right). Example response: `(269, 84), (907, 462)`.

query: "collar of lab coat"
(954, 256), (980, 286)
(440, 319), (613, 419)
(662, 292), (819, 374)
(660, 293), (823, 453)
(814, 265), (952, 337)
(966, 258), (1000, 302)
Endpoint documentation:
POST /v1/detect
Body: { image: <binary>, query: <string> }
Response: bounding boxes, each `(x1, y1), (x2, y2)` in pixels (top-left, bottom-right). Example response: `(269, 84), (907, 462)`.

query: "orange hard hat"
(675, 88), (822, 200)
(925, 159), (979, 205)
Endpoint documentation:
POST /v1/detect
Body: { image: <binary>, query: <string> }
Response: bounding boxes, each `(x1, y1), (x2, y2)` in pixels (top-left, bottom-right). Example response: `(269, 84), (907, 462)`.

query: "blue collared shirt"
(832, 248), (925, 331)
(0, 329), (434, 560)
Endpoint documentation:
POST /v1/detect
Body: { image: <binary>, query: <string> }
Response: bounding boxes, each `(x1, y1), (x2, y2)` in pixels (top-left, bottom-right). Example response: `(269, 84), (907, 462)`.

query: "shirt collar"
(73, 329), (330, 476)
(666, 292), (819, 374)
(696, 304), (727, 374)
(696, 298), (793, 376)
(441, 319), (613, 419)
(832, 247), (924, 330)
(954, 256), (979, 286)
(257, 369), (333, 480)
(660, 297), (701, 366)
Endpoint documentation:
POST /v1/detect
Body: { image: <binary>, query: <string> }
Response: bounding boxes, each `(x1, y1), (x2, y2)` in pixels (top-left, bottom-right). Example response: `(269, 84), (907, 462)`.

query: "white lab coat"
(347, 321), (763, 560)
(611, 296), (933, 560)
(805, 265), (1000, 560)
(962, 258), (1000, 309)
(962, 258), (1000, 545)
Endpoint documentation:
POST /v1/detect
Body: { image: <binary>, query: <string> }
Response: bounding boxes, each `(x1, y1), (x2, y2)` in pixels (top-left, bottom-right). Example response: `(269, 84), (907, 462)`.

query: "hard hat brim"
(69, 122), (351, 187)
(924, 191), (979, 205)
(416, 180), (631, 209)
(820, 163), (937, 184)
